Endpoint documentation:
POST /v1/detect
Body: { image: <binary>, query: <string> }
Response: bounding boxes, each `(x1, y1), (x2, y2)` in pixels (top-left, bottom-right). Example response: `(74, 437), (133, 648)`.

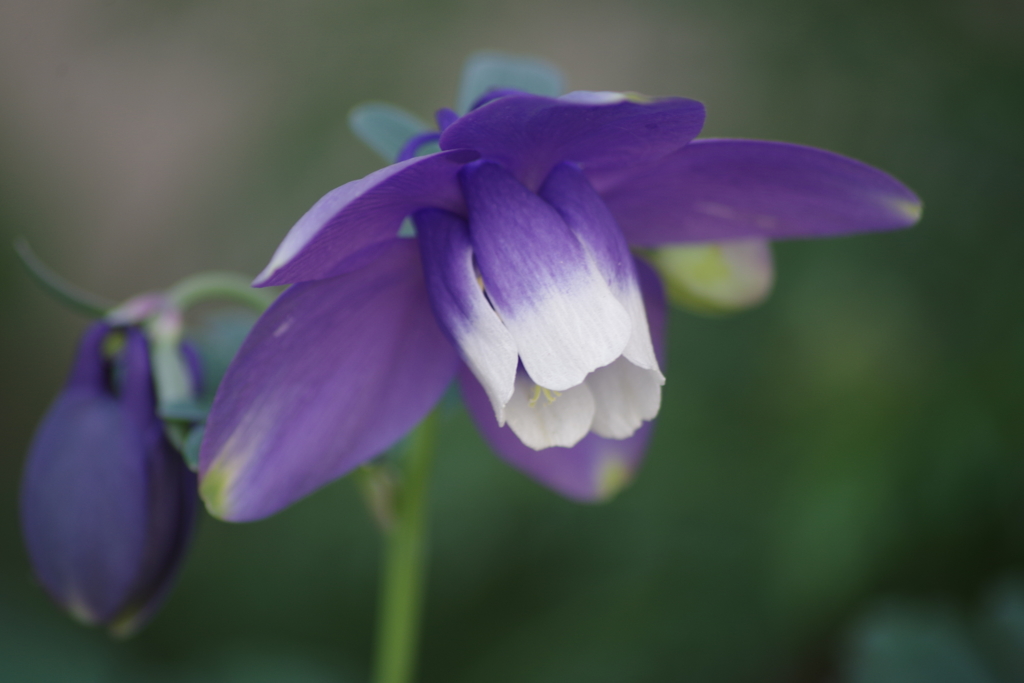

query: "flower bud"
(19, 322), (198, 636)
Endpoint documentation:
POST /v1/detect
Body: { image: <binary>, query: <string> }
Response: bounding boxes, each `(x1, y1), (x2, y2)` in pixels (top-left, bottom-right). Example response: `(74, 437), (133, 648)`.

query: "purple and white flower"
(199, 67), (920, 522)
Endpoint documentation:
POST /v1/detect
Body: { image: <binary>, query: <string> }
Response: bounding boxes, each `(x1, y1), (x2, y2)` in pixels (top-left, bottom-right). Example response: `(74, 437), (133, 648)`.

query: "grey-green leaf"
(456, 51), (565, 113)
(348, 102), (431, 163)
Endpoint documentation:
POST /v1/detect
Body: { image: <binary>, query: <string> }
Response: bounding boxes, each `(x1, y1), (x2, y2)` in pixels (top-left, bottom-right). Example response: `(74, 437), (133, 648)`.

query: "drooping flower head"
(20, 321), (199, 636)
(199, 54), (921, 522)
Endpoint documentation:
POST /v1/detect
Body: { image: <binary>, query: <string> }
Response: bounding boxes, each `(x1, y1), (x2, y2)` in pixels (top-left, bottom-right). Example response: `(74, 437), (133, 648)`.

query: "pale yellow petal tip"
(108, 609), (144, 640)
(622, 91), (654, 104)
(889, 197), (924, 224)
(199, 462), (237, 520)
(65, 595), (99, 626)
(596, 458), (634, 501)
(650, 239), (775, 316)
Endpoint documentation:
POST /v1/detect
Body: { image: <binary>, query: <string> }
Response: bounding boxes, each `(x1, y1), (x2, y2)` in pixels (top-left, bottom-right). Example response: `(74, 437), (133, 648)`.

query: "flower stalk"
(13, 238), (112, 317)
(164, 271), (275, 313)
(373, 410), (438, 683)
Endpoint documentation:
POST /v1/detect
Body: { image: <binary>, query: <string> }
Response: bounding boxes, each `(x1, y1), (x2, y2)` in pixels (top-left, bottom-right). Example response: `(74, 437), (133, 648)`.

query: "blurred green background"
(1, 0), (1022, 681)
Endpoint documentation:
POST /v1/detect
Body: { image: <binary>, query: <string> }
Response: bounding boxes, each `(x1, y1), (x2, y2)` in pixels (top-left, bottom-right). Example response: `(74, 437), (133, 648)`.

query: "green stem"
(373, 411), (439, 683)
(13, 238), (112, 317)
(165, 271), (274, 313)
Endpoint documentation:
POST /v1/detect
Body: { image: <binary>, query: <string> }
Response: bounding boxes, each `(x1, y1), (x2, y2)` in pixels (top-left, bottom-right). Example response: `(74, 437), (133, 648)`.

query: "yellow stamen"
(528, 384), (561, 407)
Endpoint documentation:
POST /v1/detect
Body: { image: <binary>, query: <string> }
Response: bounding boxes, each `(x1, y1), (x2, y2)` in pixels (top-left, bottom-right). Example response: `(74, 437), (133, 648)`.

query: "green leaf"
(348, 102), (431, 163)
(456, 51), (564, 113)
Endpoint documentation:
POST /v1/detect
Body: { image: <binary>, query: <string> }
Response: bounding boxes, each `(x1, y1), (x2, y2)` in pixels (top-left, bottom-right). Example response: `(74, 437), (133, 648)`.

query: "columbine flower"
(198, 59), (920, 522)
(20, 322), (198, 636)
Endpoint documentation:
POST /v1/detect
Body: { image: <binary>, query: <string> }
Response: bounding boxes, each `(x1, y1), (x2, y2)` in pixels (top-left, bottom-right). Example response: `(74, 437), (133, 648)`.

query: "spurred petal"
(651, 238), (775, 313)
(634, 257), (669, 365)
(461, 161), (631, 392)
(460, 364), (651, 502)
(415, 208), (518, 424)
(601, 139), (922, 247)
(255, 150), (478, 287)
(504, 368), (596, 450)
(65, 322), (112, 389)
(539, 162), (662, 379)
(440, 93), (705, 190)
(200, 240), (458, 522)
(461, 256), (669, 500)
(586, 357), (661, 440)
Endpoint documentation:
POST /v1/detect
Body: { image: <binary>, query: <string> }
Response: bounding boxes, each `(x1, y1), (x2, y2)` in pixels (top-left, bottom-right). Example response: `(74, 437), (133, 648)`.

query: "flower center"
(528, 384), (561, 407)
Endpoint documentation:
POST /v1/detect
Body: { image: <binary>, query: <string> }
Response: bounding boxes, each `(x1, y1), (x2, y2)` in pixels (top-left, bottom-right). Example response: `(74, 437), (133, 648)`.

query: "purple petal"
(440, 93), (705, 191)
(396, 132), (442, 162)
(200, 240), (458, 522)
(65, 322), (113, 389)
(415, 208), (518, 424)
(461, 256), (668, 501)
(601, 139), (922, 247)
(461, 160), (631, 392)
(634, 257), (668, 363)
(255, 150), (478, 287)
(435, 108), (458, 131)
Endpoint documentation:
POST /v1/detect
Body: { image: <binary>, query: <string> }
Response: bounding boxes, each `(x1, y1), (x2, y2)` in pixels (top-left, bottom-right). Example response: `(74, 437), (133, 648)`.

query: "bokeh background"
(2, 0), (1023, 681)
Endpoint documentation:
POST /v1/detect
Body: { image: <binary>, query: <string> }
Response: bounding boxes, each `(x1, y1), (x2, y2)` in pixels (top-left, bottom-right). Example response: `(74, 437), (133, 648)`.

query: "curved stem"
(373, 411), (439, 683)
(165, 271), (274, 313)
(13, 238), (112, 317)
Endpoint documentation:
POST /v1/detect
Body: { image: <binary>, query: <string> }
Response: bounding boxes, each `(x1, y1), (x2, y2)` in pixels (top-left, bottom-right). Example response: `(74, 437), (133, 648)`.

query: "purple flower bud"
(20, 322), (198, 636)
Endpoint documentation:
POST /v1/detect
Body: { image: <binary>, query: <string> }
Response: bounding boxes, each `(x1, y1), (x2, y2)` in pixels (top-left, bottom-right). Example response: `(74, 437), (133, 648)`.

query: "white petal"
(536, 161), (662, 383)
(613, 275), (665, 382)
(587, 357), (662, 440)
(463, 161), (632, 392)
(454, 312), (518, 425)
(501, 267), (632, 392)
(416, 209), (518, 423)
(505, 371), (596, 450)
